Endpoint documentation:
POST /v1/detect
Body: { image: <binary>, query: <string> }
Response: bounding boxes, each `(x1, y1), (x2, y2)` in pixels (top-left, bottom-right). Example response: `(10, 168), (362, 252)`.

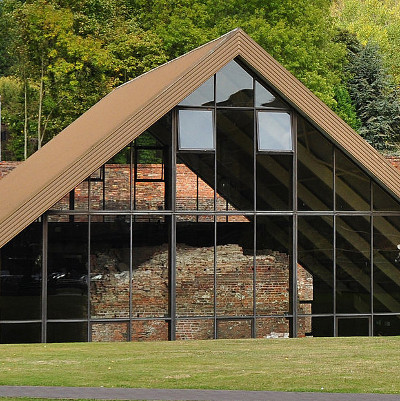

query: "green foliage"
(333, 0), (400, 85)
(2, 0), (397, 157)
(333, 84), (361, 130)
(346, 41), (400, 151)
(130, 0), (346, 109)
(0, 76), (37, 159)
(0, 0), (167, 159)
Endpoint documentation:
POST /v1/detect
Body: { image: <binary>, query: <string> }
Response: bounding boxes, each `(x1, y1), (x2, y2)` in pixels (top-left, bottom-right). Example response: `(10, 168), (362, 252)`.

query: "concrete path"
(0, 386), (399, 401)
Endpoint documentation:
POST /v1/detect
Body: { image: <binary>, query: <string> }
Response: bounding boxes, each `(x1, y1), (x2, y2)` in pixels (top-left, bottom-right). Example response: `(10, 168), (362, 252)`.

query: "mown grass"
(0, 337), (399, 394)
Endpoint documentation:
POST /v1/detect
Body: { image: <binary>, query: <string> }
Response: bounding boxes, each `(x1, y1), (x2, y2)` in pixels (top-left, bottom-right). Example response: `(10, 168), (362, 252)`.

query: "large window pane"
(131, 320), (169, 341)
(178, 109), (214, 150)
(179, 77), (214, 107)
(47, 322), (87, 342)
(88, 146), (131, 211)
(255, 81), (288, 109)
(336, 216), (371, 313)
(217, 319), (252, 339)
(0, 222), (42, 320)
(133, 131), (168, 211)
(105, 146), (131, 210)
(256, 317), (290, 338)
(373, 216), (400, 313)
(216, 60), (253, 107)
(297, 316), (334, 337)
(374, 315), (400, 336)
(256, 216), (292, 316)
(217, 110), (253, 211)
(47, 216), (88, 320)
(176, 216), (214, 317)
(91, 322), (129, 342)
(217, 217), (253, 316)
(297, 117), (333, 211)
(176, 319), (214, 340)
(132, 216), (169, 318)
(176, 154), (215, 211)
(90, 216), (130, 319)
(298, 216), (334, 314)
(257, 111), (292, 151)
(256, 154), (292, 211)
(337, 317), (370, 336)
(336, 150), (370, 211)
(373, 182), (400, 211)
(0, 323), (41, 343)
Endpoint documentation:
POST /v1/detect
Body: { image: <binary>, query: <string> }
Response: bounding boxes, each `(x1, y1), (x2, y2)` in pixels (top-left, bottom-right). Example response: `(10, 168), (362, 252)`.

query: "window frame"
(177, 108), (216, 152)
(256, 110), (294, 153)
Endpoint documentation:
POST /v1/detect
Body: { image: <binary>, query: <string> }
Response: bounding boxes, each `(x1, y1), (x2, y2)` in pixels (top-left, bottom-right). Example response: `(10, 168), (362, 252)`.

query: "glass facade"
(2, 58), (400, 342)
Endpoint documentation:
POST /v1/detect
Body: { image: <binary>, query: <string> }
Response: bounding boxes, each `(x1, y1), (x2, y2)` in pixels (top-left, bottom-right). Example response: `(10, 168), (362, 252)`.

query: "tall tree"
(346, 41), (400, 151)
(333, 0), (400, 85)
(10, 1), (114, 149)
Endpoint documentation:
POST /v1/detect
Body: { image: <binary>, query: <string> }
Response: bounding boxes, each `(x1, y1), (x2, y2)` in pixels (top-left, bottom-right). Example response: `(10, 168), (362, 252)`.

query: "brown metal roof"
(0, 28), (399, 247)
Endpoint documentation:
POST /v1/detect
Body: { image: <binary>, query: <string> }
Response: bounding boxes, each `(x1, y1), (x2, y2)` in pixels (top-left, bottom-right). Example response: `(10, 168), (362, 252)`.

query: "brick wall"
(89, 241), (312, 341)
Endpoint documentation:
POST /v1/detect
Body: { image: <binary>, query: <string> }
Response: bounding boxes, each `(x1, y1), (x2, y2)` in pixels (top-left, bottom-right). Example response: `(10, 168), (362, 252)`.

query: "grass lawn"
(0, 337), (399, 394)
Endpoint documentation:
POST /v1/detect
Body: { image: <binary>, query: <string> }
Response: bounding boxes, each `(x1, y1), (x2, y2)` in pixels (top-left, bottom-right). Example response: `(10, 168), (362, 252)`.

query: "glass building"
(1, 29), (400, 343)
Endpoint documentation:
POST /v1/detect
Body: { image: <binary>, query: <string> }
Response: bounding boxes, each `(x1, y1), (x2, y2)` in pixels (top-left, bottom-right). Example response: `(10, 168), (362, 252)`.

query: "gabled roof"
(0, 28), (399, 247)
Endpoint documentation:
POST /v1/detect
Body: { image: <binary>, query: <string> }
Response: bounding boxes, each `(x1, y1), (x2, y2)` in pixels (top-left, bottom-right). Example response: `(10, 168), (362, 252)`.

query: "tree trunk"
(24, 77), (28, 161)
(37, 57), (44, 150)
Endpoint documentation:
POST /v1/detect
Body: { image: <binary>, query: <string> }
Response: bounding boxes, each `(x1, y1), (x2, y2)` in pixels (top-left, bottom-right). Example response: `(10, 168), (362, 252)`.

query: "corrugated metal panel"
(1, 28), (400, 248)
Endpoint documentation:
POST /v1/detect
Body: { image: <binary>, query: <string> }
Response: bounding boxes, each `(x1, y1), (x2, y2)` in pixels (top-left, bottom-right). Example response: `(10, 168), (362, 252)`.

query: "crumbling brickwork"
(88, 242), (312, 341)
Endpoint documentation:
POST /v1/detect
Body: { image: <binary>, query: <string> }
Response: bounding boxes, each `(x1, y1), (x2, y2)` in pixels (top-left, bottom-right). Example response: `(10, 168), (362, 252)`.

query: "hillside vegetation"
(0, 0), (399, 158)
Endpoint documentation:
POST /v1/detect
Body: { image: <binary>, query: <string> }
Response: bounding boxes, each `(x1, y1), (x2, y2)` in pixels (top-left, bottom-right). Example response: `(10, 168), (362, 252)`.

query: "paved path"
(0, 386), (399, 401)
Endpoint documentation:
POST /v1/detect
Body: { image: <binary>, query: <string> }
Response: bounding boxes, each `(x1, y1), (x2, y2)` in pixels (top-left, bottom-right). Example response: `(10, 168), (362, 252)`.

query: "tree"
(9, 1), (117, 150)
(0, 76), (37, 160)
(0, 0), (168, 159)
(346, 41), (400, 151)
(333, 0), (400, 85)
(130, 0), (346, 109)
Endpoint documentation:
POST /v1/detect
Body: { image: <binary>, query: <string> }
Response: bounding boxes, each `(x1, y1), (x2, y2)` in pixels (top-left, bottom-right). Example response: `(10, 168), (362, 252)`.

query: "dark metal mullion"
(102, 165), (106, 212)
(292, 112), (298, 338)
(252, 215), (256, 338)
(213, 73), (218, 339)
(128, 143), (133, 341)
(87, 178), (92, 341)
(169, 215), (176, 341)
(252, 80), (257, 338)
(333, 147), (337, 337)
(41, 213), (48, 343)
(133, 145), (137, 213)
(370, 211), (374, 337)
(169, 108), (178, 341)
(87, 214), (91, 342)
(196, 175), (199, 222)
(128, 214), (133, 341)
(214, 216), (217, 339)
(129, 142), (133, 211)
(370, 179), (374, 336)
